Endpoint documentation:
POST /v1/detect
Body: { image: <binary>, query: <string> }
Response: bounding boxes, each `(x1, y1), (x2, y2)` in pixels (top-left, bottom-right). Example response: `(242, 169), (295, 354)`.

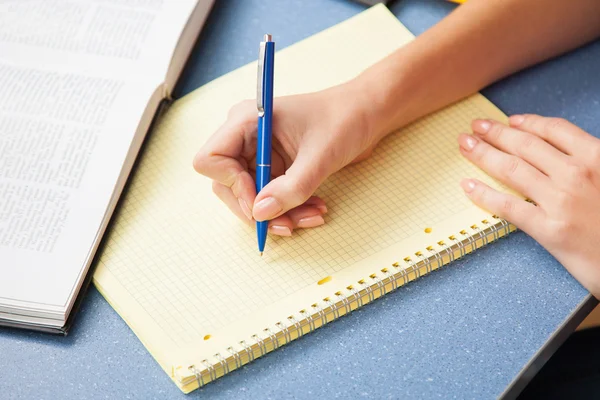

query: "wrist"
(345, 55), (417, 143)
(319, 81), (380, 147)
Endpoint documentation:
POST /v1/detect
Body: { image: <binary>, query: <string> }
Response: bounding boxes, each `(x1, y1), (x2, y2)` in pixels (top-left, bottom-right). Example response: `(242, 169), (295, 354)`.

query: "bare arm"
(355, 0), (600, 140)
(194, 0), (600, 236)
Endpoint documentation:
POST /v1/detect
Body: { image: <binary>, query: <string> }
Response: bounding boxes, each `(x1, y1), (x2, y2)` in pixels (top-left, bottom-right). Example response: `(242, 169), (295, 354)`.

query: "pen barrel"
(256, 40), (274, 252)
(256, 162), (270, 253)
(255, 165), (271, 194)
(256, 116), (271, 193)
(256, 116), (271, 167)
(256, 41), (274, 167)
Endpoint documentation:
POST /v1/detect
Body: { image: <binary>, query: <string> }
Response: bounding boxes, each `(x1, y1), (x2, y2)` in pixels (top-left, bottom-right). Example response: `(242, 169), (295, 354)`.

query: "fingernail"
(238, 198), (253, 220)
(460, 134), (478, 151)
(473, 119), (492, 134)
(304, 198), (328, 214)
(460, 179), (476, 193)
(269, 225), (292, 236)
(509, 115), (525, 126)
(297, 215), (325, 229)
(253, 197), (282, 221)
(316, 205), (328, 214)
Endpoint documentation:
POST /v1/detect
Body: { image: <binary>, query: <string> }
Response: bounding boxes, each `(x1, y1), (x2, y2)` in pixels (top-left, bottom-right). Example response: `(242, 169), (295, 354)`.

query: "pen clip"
(257, 34), (271, 117)
(257, 41), (266, 117)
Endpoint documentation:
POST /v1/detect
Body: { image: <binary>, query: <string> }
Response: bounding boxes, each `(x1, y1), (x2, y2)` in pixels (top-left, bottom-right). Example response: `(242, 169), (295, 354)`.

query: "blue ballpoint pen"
(256, 34), (275, 255)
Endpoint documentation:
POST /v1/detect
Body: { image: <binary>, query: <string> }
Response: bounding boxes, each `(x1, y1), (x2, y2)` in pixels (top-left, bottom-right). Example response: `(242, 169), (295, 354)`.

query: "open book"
(0, 0), (214, 333)
(95, 4), (516, 394)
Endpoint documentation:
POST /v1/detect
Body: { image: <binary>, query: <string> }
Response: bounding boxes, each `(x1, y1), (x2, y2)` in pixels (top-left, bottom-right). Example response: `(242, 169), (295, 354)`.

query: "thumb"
(252, 152), (329, 221)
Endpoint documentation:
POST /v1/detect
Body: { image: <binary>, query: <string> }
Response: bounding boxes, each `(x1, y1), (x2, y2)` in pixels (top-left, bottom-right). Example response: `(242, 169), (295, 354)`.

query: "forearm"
(353, 0), (600, 139)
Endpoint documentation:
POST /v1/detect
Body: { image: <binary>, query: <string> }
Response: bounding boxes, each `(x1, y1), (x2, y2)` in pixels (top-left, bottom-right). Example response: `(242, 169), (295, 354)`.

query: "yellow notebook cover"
(94, 4), (514, 393)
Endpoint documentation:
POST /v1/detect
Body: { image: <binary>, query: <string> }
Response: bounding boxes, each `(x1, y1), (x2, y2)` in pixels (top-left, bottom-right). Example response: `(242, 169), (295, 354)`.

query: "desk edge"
(499, 293), (598, 400)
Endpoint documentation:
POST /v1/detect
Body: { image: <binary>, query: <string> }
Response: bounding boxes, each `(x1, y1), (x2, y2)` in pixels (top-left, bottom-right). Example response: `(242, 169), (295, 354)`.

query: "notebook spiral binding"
(182, 216), (515, 390)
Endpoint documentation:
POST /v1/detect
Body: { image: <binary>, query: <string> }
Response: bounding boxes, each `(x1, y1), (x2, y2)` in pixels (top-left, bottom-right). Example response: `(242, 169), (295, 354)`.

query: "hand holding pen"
(194, 46), (388, 246)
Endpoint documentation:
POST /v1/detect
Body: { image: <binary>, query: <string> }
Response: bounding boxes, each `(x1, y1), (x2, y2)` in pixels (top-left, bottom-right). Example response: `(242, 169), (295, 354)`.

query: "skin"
(193, 0), (600, 297)
(460, 115), (600, 298)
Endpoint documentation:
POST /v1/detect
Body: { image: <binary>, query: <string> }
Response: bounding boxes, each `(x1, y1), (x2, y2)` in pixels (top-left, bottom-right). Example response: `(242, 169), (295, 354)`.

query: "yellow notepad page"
(94, 4), (513, 393)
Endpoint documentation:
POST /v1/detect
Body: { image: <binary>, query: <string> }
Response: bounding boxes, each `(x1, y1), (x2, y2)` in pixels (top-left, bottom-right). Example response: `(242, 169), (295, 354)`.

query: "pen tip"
(260, 252), (263, 257)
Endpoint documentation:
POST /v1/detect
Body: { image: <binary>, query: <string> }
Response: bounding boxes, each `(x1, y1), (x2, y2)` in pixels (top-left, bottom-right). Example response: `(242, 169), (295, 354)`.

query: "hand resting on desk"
(459, 115), (600, 298)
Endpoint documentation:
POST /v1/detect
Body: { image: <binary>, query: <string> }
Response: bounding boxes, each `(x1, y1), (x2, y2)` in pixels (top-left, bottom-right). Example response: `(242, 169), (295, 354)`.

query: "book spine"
(176, 216), (516, 391)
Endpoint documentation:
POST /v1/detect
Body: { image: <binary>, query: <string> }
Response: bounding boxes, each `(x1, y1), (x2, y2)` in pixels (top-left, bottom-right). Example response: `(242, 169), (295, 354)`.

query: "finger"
(458, 134), (553, 203)
(268, 214), (294, 237)
(287, 205), (326, 229)
(212, 181), (254, 226)
(258, 208), (329, 238)
(255, 202), (327, 236)
(248, 150), (288, 178)
(253, 150), (330, 221)
(194, 103), (258, 215)
(460, 178), (543, 234)
(267, 199), (328, 236)
(213, 180), (324, 235)
(213, 182), (327, 235)
(508, 114), (594, 157)
(303, 195), (328, 215)
(471, 119), (569, 178)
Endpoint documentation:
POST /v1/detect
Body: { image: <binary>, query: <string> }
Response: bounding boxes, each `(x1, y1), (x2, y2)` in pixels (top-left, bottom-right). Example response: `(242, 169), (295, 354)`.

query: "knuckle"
(227, 99), (253, 119)
(470, 141), (486, 162)
(291, 178), (312, 201)
(519, 133), (535, 151)
(501, 197), (515, 215)
(550, 219), (575, 241)
(473, 185), (487, 203)
(564, 162), (591, 187)
(488, 122), (504, 139)
(503, 156), (520, 179)
(211, 180), (221, 195)
(553, 191), (573, 210)
(229, 170), (245, 195)
(545, 117), (568, 134)
(192, 151), (209, 174)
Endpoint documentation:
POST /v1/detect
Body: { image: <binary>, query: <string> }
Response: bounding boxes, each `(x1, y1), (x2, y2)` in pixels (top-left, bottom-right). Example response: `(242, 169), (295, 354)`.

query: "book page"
(0, 62), (158, 316)
(0, 0), (198, 82)
(94, 5), (510, 390)
(0, 0), (199, 319)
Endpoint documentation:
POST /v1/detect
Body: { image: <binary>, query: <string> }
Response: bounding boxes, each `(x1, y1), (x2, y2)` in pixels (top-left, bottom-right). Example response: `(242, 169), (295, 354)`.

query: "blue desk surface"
(2, 1), (599, 399)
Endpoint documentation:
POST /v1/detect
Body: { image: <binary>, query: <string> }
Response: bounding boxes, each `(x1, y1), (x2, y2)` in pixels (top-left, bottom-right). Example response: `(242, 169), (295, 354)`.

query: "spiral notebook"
(94, 4), (516, 394)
